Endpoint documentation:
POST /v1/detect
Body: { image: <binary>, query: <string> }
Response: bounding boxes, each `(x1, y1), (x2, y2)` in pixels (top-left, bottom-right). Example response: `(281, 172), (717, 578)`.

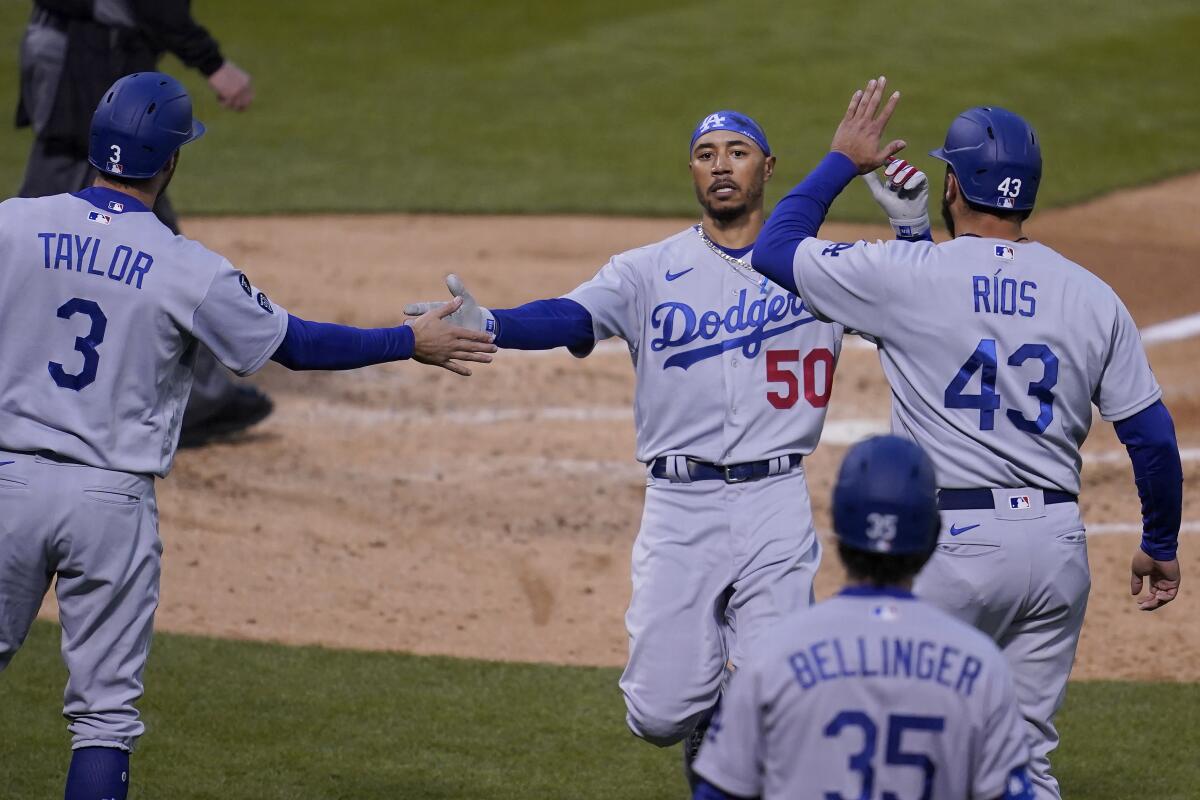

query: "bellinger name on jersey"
(788, 634), (985, 698)
(650, 288), (817, 370)
(37, 232), (153, 290)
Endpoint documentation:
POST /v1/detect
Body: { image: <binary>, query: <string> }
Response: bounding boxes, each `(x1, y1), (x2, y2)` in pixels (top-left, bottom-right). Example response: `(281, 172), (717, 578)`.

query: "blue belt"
(937, 488), (1077, 511)
(650, 454), (802, 484)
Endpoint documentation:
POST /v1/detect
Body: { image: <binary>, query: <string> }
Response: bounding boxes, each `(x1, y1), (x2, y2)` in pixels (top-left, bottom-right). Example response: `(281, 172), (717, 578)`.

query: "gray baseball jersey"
(694, 589), (1031, 800)
(0, 191), (287, 476)
(566, 225), (845, 464)
(785, 236), (1159, 492)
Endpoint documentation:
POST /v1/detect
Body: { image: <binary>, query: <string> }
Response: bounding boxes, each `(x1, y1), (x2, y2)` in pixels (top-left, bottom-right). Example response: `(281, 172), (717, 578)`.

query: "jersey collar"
(716, 242), (754, 259)
(72, 187), (151, 215)
(838, 585), (916, 600)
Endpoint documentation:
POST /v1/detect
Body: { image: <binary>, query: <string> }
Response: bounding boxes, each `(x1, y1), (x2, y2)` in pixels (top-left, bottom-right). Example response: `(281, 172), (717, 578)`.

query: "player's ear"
(944, 170), (958, 204)
(763, 154), (776, 182)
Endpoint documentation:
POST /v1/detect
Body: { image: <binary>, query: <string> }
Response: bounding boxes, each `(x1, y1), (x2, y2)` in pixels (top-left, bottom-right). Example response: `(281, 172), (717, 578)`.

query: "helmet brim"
(184, 119), (206, 146)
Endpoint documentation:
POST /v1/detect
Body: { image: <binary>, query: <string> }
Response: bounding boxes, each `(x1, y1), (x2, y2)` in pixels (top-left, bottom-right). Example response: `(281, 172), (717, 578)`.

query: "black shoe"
(178, 386), (274, 449)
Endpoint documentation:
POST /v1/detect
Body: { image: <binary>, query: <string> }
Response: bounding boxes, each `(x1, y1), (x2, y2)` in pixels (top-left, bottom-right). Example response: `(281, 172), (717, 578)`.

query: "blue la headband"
(690, 110), (771, 156)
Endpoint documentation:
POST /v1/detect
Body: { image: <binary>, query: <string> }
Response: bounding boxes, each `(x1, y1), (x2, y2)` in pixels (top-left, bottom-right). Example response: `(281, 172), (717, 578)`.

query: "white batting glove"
(861, 157), (930, 239)
(403, 274), (497, 336)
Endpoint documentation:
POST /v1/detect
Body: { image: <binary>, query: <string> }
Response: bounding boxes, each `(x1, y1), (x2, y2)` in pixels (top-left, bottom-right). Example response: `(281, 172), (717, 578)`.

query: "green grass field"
(3, 622), (1198, 799)
(1, 1), (1198, 217)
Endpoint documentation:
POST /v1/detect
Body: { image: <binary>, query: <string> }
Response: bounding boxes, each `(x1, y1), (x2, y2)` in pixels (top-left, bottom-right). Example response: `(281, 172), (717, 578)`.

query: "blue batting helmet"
(928, 106), (1041, 211)
(832, 436), (939, 555)
(89, 72), (205, 179)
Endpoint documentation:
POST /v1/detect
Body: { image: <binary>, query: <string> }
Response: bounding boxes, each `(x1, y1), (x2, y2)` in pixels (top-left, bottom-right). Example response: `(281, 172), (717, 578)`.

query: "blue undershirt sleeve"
(270, 314), (415, 370)
(490, 297), (595, 351)
(1113, 400), (1183, 561)
(752, 151), (860, 295)
(692, 778), (757, 800)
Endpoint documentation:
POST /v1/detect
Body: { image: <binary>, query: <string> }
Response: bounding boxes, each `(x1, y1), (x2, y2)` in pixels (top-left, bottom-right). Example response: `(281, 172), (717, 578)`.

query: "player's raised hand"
(403, 274), (494, 334)
(831, 76), (906, 174)
(405, 296), (497, 376)
(862, 157), (930, 238)
(1130, 549), (1181, 611)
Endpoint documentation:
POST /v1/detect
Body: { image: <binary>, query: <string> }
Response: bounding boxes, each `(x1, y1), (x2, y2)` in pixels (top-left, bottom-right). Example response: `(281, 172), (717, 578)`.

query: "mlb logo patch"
(994, 244), (1014, 260)
(108, 162), (124, 175)
(87, 211), (112, 225)
(108, 200), (124, 212)
(871, 604), (899, 622)
(1009, 495), (1032, 510)
(997, 196), (1015, 209)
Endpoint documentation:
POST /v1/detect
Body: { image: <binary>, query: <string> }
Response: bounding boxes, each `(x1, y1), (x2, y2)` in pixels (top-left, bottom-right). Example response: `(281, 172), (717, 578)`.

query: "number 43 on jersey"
(945, 338), (1058, 434)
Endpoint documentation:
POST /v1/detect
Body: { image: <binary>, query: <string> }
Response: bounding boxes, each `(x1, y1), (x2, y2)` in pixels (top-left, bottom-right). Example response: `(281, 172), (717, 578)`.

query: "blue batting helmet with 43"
(833, 436), (939, 556)
(89, 72), (205, 180)
(929, 106), (1041, 211)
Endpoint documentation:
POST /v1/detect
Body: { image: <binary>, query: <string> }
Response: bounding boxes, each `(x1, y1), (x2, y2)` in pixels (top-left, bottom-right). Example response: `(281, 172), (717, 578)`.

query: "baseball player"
(692, 435), (1035, 800)
(405, 108), (925, 784)
(0, 72), (495, 800)
(749, 77), (1184, 798)
(16, 0), (268, 450)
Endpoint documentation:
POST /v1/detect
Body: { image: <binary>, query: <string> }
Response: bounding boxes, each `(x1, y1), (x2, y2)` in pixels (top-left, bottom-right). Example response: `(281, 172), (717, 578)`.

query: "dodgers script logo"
(650, 289), (817, 369)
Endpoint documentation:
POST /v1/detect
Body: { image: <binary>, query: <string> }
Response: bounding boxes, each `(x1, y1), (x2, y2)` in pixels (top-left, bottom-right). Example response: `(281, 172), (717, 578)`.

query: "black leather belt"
(651, 454), (802, 484)
(937, 488), (1077, 510)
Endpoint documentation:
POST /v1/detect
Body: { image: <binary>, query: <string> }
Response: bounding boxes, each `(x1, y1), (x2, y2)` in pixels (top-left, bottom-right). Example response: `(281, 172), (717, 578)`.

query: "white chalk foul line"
(1141, 312), (1200, 345)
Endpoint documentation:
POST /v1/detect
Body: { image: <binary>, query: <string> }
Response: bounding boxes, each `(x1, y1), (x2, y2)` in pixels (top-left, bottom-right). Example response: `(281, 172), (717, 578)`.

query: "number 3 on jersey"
(767, 348), (835, 409)
(48, 297), (108, 391)
(944, 338), (1058, 434)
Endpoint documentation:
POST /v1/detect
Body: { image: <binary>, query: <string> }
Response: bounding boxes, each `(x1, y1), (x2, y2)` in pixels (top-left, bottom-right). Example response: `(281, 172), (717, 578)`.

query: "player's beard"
(940, 171), (957, 238)
(941, 193), (955, 238)
(158, 157), (179, 197)
(697, 178), (764, 225)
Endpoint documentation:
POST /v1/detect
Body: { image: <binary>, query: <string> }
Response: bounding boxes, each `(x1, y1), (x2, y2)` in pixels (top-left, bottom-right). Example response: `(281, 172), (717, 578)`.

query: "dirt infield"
(37, 175), (1200, 681)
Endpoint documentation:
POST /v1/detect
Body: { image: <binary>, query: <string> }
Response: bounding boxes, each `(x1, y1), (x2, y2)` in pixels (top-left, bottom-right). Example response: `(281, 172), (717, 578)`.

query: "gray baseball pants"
(915, 489), (1090, 800)
(621, 462), (821, 746)
(0, 450), (160, 752)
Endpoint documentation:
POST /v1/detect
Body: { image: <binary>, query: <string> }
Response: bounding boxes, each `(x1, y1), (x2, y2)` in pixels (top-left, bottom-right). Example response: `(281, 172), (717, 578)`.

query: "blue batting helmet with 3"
(832, 436), (939, 555)
(928, 106), (1041, 211)
(89, 72), (205, 179)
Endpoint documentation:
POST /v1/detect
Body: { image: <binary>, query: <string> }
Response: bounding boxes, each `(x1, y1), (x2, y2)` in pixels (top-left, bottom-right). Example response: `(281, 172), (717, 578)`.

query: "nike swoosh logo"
(665, 268), (694, 282)
(949, 523), (981, 536)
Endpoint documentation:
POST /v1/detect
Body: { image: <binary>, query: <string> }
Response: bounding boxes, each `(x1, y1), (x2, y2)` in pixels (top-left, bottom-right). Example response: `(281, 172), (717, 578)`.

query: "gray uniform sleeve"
(188, 259), (289, 376)
(972, 656), (1031, 799)
(791, 237), (933, 337)
(692, 666), (764, 798)
(562, 254), (644, 351)
(1094, 295), (1161, 421)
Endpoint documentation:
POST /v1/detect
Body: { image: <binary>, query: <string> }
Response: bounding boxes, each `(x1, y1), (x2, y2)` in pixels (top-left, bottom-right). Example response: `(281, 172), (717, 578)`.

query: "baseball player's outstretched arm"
(1114, 400), (1184, 609)
(271, 297), (497, 376)
(754, 76), (906, 293)
(753, 152), (859, 295)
